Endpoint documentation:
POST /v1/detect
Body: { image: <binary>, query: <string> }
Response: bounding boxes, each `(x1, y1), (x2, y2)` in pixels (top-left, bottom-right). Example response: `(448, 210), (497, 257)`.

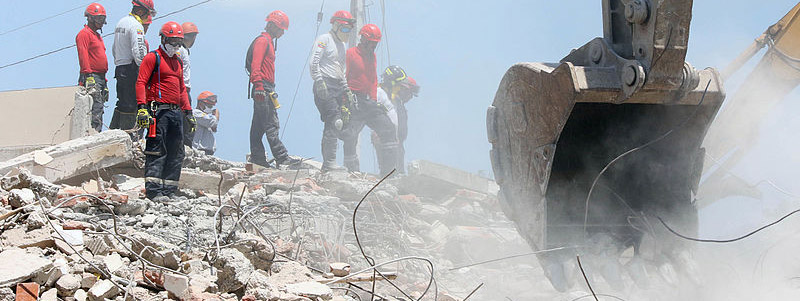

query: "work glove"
(345, 90), (357, 109)
(136, 105), (151, 128)
(184, 110), (197, 133)
(313, 79), (328, 99)
(84, 75), (97, 93)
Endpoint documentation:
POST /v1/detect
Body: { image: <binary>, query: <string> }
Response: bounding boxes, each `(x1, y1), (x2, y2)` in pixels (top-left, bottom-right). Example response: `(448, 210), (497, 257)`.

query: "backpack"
(147, 50), (184, 101)
(245, 34), (275, 99)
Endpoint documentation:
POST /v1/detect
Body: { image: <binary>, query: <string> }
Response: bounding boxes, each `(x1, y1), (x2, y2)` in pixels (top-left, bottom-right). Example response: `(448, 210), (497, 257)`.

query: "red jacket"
(75, 25), (108, 76)
(346, 46), (377, 100)
(249, 32), (275, 88)
(135, 47), (191, 110)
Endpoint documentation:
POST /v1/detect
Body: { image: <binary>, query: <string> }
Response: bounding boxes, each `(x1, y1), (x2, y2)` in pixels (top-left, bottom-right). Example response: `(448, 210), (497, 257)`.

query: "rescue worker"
(135, 21), (196, 200)
(247, 10), (301, 169)
(192, 91), (219, 156)
(111, 0), (155, 131)
(342, 24), (399, 175)
(179, 22), (199, 146)
(378, 68), (419, 174)
(76, 3), (109, 132)
(309, 10), (354, 172)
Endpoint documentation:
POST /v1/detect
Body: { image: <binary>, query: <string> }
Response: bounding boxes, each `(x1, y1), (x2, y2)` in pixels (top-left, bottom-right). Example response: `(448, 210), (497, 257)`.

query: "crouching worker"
(135, 21), (196, 199)
(192, 91), (219, 156)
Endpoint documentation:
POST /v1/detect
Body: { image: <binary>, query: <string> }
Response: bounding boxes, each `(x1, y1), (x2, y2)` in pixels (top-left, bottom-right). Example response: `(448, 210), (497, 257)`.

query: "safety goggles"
(199, 95), (218, 104)
(165, 37), (183, 47)
(90, 15), (107, 25)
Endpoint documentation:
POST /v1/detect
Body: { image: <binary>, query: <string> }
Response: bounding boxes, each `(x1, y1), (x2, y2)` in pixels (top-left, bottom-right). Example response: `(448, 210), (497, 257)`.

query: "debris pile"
(0, 136), (547, 300)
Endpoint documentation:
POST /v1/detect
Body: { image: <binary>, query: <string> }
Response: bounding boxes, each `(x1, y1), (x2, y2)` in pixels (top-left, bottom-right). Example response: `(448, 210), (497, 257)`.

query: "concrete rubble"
(0, 134), (547, 300)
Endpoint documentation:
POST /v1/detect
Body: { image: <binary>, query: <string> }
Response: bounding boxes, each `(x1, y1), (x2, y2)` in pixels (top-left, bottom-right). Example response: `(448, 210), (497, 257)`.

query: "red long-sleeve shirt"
(75, 25), (108, 76)
(346, 46), (377, 100)
(249, 32), (275, 87)
(135, 47), (191, 110)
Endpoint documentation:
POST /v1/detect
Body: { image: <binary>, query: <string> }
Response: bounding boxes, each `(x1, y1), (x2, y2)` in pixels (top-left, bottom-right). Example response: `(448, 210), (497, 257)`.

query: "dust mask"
(163, 44), (179, 57)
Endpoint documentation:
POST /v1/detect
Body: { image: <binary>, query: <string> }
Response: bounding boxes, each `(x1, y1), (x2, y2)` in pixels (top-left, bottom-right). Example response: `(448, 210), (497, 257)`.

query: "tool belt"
(150, 102), (181, 112)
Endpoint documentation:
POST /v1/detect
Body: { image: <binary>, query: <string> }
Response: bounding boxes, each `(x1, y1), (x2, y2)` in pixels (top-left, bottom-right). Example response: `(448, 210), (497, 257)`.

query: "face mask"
(163, 44), (179, 57)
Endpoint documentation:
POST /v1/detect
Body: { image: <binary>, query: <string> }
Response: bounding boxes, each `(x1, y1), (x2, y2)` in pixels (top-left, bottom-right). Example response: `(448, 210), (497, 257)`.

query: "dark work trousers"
(249, 84), (289, 164)
(183, 89), (194, 146)
(79, 73), (109, 132)
(110, 63), (139, 131)
(144, 108), (185, 199)
(314, 77), (345, 168)
(342, 94), (399, 175)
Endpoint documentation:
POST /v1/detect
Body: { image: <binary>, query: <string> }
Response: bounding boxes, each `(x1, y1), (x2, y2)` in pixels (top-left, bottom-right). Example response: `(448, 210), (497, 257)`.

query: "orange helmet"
(266, 10), (289, 30)
(85, 3), (106, 16)
(160, 21), (183, 38)
(330, 10), (354, 25)
(359, 24), (381, 42)
(182, 22), (198, 34)
(197, 91), (217, 104)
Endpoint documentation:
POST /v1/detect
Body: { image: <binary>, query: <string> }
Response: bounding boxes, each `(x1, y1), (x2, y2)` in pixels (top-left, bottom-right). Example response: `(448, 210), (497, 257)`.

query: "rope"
(279, 0), (326, 139)
(0, 2), (98, 37)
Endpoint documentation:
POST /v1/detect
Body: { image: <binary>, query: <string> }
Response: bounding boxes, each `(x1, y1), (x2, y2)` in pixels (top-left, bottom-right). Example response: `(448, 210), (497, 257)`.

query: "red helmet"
(266, 10), (289, 30)
(85, 3), (106, 17)
(198, 91), (217, 104)
(404, 77), (420, 96)
(132, 0), (155, 13)
(160, 21), (184, 38)
(330, 10), (354, 25)
(359, 24), (381, 42)
(182, 22), (199, 34)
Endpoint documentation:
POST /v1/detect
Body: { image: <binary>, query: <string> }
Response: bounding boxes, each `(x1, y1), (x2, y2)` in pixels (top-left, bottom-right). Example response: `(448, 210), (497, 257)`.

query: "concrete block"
(284, 281), (333, 300)
(73, 289), (88, 301)
(87, 279), (119, 301)
(329, 263), (351, 277)
(140, 214), (157, 227)
(0, 130), (133, 184)
(0, 228), (54, 249)
(178, 169), (237, 194)
(0, 249), (53, 287)
(55, 274), (81, 296)
(7, 188), (35, 209)
(39, 288), (58, 301)
(163, 273), (190, 300)
(80, 273), (97, 289)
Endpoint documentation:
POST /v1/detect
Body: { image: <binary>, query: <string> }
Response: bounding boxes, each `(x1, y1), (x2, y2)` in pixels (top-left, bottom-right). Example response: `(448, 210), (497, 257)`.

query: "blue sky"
(3, 1), (800, 236)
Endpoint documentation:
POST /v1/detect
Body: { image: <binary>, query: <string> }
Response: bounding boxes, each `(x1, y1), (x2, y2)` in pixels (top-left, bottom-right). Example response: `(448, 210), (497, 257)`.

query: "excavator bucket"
(486, 0), (725, 291)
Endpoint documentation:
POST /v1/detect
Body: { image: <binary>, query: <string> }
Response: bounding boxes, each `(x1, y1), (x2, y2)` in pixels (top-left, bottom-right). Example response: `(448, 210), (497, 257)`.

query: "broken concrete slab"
(0, 130), (133, 184)
(285, 281), (333, 300)
(179, 168), (237, 194)
(111, 174), (144, 192)
(40, 288), (57, 301)
(404, 160), (499, 197)
(0, 227), (54, 249)
(0, 248), (53, 287)
(0, 168), (60, 200)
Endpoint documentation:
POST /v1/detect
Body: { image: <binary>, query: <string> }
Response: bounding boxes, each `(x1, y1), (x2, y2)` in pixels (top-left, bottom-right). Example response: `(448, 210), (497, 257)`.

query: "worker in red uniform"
(341, 24), (399, 176)
(247, 10), (301, 169)
(76, 3), (109, 132)
(135, 22), (196, 200)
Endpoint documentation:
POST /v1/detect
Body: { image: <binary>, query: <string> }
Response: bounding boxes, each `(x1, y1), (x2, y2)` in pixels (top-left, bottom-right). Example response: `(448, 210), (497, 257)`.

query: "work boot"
(277, 157), (303, 170)
(321, 160), (347, 172)
(251, 158), (273, 169)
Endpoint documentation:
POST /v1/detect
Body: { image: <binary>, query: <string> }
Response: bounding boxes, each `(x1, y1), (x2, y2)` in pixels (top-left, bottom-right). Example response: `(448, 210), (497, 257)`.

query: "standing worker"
(76, 3), (109, 132)
(379, 67), (419, 174)
(246, 10), (301, 169)
(135, 21), (196, 200)
(192, 91), (219, 156)
(309, 10), (355, 172)
(111, 0), (155, 131)
(342, 24), (399, 175)
(179, 22), (199, 146)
